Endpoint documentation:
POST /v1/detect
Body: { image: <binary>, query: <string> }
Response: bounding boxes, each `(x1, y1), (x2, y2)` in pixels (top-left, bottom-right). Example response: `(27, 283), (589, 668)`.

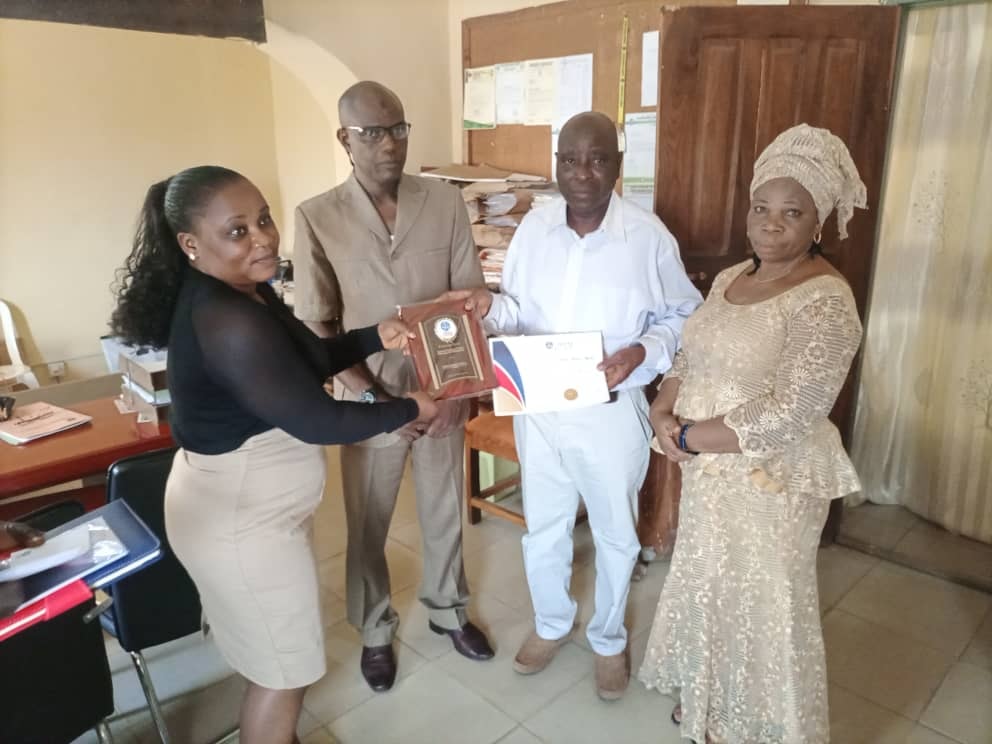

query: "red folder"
(0, 579), (92, 642)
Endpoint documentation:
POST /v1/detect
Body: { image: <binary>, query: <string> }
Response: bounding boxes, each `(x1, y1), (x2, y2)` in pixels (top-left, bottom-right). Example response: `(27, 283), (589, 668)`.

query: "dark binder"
(3, 500), (161, 615)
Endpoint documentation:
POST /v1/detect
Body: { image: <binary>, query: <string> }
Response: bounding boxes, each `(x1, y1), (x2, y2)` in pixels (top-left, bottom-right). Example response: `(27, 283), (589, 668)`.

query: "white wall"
(0, 19), (282, 380)
(262, 20), (357, 253)
(265, 0), (454, 176)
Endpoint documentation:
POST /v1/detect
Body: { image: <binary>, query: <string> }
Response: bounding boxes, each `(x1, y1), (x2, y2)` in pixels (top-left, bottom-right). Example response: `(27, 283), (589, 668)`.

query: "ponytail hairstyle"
(110, 166), (244, 347)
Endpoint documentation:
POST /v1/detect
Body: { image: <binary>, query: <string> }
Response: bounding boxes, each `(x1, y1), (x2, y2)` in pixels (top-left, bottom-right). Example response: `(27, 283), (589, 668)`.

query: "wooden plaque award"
(399, 298), (497, 400)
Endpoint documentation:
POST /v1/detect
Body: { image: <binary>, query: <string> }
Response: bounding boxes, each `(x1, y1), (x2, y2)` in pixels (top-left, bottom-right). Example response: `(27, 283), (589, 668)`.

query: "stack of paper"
(483, 215), (521, 227)
(472, 225), (516, 250)
(479, 248), (507, 287)
(0, 402), (92, 445)
(427, 165), (546, 187)
(482, 190), (536, 218)
(532, 191), (559, 208)
(423, 164), (514, 183)
(427, 164), (558, 287)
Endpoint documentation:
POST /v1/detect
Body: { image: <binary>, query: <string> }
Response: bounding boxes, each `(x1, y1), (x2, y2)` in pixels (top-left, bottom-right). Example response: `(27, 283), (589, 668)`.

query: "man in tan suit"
(293, 81), (494, 692)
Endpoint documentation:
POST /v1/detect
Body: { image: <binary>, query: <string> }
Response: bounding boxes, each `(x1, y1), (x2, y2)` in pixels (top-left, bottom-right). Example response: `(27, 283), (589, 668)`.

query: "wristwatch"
(358, 387), (377, 404)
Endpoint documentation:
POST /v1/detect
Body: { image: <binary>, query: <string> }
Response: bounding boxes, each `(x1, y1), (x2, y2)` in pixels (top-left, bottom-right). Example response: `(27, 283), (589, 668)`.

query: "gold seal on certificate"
(398, 298), (498, 400)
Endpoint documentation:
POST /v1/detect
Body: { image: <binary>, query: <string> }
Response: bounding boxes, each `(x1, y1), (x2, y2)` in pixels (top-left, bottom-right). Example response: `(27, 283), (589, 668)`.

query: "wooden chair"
(463, 400), (587, 529)
(464, 399), (523, 526)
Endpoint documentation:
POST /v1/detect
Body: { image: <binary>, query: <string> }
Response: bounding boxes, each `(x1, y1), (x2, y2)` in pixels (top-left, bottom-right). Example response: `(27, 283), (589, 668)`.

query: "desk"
(0, 397), (172, 516)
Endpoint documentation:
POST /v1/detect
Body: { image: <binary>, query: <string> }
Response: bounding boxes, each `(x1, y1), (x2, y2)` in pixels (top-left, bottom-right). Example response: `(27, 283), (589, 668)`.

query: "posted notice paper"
(490, 332), (610, 416)
(523, 58), (557, 126)
(463, 66), (496, 129)
(495, 61), (526, 125)
(641, 31), (660, 108)
(621, 112), (658, 212)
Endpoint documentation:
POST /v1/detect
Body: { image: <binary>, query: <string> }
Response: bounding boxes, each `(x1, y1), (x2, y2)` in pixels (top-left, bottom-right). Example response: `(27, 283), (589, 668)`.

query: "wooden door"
(640, 6), (900, 550)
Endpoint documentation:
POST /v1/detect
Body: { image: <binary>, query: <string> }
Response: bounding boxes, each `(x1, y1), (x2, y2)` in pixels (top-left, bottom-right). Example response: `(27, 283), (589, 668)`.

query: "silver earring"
(188, 253), (197, 262)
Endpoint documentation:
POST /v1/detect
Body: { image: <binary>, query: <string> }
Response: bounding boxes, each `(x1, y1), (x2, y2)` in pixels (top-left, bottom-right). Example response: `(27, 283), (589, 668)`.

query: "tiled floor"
(839, 503), (992, 592)
(78, 452), (992, 744)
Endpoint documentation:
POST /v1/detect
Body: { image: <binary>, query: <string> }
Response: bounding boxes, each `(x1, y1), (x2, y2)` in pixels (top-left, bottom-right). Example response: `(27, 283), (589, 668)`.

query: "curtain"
(849, 2), (992, 544)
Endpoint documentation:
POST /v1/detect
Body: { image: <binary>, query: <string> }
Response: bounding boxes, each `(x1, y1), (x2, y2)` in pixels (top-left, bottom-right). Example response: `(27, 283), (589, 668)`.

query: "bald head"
(338, 81), (404, 126)
(336, 81), (409, 189)
(555, 111), (622, 224)
(558, 111), (619, 155)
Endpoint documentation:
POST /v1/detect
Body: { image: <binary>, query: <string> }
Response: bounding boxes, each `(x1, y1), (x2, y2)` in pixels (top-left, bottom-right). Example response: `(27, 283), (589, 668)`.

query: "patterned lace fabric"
(638, 261), (864, 744)
(669, 261), (863, 500)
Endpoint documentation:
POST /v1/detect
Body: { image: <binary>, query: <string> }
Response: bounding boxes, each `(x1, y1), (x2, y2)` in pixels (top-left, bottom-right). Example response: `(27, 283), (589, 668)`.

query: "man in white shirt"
(448, 111), (702, 700)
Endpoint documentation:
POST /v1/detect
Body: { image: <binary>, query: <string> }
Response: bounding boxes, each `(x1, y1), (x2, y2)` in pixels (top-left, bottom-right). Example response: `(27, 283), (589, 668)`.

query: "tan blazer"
(293, 173), (483, 399)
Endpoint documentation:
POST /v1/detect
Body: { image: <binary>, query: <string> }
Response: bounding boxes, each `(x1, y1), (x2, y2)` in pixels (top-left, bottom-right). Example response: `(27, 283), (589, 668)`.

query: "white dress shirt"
(485, 192), (703, 390)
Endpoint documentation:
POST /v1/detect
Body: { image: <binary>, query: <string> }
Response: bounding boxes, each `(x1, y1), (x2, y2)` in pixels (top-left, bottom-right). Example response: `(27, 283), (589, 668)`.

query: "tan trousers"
(341, 430), (469, 646)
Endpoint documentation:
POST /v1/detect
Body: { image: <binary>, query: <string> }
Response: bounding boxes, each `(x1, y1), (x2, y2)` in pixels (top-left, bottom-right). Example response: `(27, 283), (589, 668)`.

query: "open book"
(0, 402), (92, 445)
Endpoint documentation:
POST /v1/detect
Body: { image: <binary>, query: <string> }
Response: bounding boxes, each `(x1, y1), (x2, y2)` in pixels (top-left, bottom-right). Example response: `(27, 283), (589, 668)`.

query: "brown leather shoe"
(428, 621), (495, 661)
(360, 644), (397, 692)
(594, 646), (630, 701)
(512, 628), (574, 675)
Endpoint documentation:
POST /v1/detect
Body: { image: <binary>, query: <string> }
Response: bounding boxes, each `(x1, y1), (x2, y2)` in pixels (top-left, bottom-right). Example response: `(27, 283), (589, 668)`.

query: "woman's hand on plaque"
(405, 391), (439, 428)
(378, 318), (416, 355)
(426, 399), (470, 439)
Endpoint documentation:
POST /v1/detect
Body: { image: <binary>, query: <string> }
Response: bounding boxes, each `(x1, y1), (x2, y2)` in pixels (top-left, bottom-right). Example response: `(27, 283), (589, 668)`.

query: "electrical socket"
(47, 361), (66, 379)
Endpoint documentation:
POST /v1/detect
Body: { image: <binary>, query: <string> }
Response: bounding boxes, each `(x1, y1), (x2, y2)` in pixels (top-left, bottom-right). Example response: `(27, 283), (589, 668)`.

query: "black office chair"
(100, 447), (208, 744)
(0, 500), (116, 744)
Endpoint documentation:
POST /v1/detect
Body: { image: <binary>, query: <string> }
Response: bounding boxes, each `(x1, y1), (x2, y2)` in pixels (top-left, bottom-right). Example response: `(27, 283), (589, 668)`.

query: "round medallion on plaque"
(563, 388), (578, 401)
(433, 317), (459, 343)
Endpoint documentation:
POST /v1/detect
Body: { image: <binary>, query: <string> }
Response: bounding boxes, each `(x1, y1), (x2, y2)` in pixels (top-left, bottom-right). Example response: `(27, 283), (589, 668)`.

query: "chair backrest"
(0, 300), (25, 368)
(105, 447), (202, 651)
(16, 499), (86, 531)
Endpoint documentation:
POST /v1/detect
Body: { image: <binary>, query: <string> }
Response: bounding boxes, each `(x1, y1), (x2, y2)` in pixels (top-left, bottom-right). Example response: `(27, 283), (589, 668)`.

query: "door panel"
(655, 5), (900, 438)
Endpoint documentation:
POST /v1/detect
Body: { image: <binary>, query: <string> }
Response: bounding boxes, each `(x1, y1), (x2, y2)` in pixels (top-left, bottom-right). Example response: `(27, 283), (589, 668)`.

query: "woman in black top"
(110, 166), (437, 744)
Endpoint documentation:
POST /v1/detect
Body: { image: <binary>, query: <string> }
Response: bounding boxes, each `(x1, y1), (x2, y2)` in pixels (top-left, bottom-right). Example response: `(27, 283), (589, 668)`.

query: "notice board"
(461, 0), (733, 180)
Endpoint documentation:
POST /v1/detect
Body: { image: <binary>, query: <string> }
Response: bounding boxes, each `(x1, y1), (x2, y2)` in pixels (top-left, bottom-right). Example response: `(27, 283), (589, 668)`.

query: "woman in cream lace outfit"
(637, 124), (867, 744)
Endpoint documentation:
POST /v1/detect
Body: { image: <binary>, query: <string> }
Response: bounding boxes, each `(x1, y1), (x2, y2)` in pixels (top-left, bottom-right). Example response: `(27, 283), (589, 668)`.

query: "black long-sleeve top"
(166, 268), (418, 454)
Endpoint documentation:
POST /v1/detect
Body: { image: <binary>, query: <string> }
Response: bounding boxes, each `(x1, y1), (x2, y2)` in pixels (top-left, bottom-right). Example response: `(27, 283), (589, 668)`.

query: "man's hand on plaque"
(395, 422), (425, 443)
(597, 344), (647, 389)
(426, 399), (469, 439)
(436, 287), (493, 319)
(377, 318), (416, 354)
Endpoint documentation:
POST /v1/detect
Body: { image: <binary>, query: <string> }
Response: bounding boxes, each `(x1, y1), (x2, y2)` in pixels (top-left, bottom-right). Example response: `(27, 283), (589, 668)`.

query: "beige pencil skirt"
(164, 427), (327, 690)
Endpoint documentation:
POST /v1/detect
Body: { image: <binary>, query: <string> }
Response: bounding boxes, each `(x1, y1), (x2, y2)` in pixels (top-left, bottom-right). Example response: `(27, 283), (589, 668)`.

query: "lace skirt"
(638, 458), (830, 744)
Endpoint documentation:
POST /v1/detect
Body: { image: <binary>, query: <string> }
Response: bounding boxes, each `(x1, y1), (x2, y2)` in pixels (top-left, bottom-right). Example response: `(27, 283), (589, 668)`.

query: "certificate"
(490, 332), (610, 416)
(399, 299), (498, 400)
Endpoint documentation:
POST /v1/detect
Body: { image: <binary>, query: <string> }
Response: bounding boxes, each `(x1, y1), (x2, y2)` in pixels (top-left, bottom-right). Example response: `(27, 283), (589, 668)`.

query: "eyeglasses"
(343, 122), (412, 143)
